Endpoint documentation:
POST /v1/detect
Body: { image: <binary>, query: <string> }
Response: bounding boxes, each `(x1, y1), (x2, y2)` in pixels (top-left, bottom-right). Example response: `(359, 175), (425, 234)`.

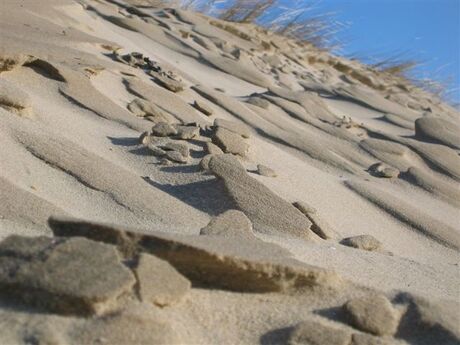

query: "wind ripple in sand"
(345, 180), (460, 250)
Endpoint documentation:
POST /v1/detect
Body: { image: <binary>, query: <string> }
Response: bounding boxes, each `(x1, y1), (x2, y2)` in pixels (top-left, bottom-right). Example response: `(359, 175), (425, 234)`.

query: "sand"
(0, 1), (459, 344)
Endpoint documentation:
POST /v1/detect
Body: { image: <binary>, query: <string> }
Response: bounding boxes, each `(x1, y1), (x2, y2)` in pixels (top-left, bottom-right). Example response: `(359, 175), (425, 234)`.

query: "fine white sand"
(0, 1), (459, 344)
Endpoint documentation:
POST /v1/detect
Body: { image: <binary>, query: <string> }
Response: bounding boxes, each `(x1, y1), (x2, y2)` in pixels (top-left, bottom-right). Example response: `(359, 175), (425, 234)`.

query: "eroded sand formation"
(0, 1), (459, 344)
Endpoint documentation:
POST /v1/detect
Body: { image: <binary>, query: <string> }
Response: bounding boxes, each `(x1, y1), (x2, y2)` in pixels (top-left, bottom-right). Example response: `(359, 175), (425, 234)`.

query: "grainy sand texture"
(0, 1), (459, 344)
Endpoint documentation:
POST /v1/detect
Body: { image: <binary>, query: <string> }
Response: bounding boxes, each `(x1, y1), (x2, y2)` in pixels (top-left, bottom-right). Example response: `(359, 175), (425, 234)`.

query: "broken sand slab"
(48, 217), (337, 293)
(0, 223), (458, 345)
(208, 154), (319, 240)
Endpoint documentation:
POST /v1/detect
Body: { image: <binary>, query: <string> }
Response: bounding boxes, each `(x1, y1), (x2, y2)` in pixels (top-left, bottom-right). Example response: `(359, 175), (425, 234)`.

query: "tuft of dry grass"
(368, 53), (454, 102)
(370, 52), (419, 77)
(181, 0), (219, 12)
(219, 0), (276, 23)
(124, 0), (174, 7)
(181, 0), (345, 50)
(378, 62), (418, 76)
(271, 11), (345, 50)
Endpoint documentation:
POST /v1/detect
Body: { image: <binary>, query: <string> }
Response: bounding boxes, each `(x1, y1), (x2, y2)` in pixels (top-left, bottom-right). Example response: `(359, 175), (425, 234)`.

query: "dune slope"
(0, 1), (458, 344)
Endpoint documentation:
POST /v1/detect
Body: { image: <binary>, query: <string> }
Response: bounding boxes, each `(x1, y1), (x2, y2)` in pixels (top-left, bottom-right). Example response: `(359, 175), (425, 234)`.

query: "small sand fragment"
(368, 163), (399, 178)
(212, 127), (249, 156)
(176, 125), (200, 140)
(161, 141), (190, 157)
(288, 319), (351, 345)
(341, 235), (382, 252)
(257, 164), (277, 177)
(200, 210), (254, 238)
(136, 253), (191, 307)
(214, 118), (251, 138)
(205, 142), (224, 155)
(165, 150), (188, 164)
(344, 294), (399, 336)
(152, 122), (178, 137)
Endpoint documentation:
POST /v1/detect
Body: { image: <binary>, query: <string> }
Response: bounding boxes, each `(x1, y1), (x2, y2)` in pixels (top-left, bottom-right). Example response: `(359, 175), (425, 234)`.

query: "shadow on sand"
(142, 175), (235, 217)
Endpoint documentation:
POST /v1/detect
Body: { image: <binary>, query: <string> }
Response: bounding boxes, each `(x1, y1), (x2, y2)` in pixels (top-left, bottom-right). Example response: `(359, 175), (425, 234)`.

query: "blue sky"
(315, 0), (460, 103)
(252, 0), (460, 103)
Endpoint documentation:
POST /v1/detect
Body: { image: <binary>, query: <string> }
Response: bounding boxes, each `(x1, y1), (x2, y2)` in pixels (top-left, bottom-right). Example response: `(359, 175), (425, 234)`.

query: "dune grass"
(375, 56), (454, 101)
(180, 0), (345, 50)
(177, 0), (455, 104)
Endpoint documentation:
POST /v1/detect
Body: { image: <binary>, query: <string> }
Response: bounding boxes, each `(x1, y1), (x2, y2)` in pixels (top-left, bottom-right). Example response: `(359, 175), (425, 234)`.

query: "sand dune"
(0, 1), (458, 344)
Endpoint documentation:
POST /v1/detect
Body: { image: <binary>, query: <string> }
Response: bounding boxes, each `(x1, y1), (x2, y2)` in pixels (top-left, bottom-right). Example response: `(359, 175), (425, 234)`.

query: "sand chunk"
(146, 144), (166, 157)
(0, 236), (135, 316)
(205, 142), (224, 155)
(200, 210), (254, 238)
(368, 163), (399, 178)
(152, 122), (178, 137)
(165, 150), (188, 164)
(49, 217), (340, 293)
(161, 141), (190, 157)
(341, 235), (382, 252)
(288, 319), (351, 345)
(344, 295), (399, 336)
(127, 98), (168, 123)
(146, 137), (190, 159)
(176, 125), (200, 140)
(120, 52), (146, 68)
(159, 157), (172, 166)
(257, 164), (277, 177)
(292, 202), (338, 239)
(199, 154), (214, 171)
(214, 118), (251, 138)
(212, 127), (249, 156)
(208, 155), (317, 240)
(139, 131), (152, 145)
(124, 77), (201, 124)
(136, 253), (190, 307)
(294, 201), (337, 240)
(149, 70), (185, 92)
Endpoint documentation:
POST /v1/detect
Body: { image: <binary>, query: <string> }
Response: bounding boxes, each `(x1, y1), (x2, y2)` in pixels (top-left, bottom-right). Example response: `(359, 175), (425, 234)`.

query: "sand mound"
(415, 116), (460, 149)
(208, 154), (318, 240)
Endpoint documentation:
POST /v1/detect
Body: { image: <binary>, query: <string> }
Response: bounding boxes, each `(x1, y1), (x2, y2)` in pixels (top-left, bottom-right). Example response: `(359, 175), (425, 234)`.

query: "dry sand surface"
(0, 1), (459, 344)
